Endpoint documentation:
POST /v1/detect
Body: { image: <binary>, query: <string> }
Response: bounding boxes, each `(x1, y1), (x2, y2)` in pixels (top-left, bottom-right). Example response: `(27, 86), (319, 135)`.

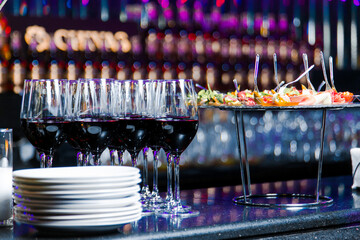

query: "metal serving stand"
(201, 104), (360, 208)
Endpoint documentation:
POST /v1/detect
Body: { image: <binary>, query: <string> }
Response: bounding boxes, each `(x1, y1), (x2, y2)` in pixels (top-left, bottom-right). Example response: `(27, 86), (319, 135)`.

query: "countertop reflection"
(13, 175), (360, 239)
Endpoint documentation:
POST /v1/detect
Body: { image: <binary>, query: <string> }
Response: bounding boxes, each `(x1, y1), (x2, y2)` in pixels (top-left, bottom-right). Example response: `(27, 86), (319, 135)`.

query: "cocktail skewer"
(320, 51), (332, 91)
(317, 81), (326, 92)
(195, 83), (207, 91)
(329, 56), (337, 91)
(233, 79), (239, 93)
(254, 54), (260, 92)
(273, 53), (280, 91)
(302, 53), (315, 91)
(279, 65), (315, 92)
(274, 81), (285, 92)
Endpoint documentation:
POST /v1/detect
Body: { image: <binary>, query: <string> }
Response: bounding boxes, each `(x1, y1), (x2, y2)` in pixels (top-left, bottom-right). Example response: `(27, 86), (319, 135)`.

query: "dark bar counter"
(8, 175), (360, 239)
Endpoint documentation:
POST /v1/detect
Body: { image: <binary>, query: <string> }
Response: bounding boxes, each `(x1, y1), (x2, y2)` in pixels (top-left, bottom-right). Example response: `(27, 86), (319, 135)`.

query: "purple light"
(354, 0), (360, 6)
(159, 0), (169, 8)
(82, 0), (89, 6)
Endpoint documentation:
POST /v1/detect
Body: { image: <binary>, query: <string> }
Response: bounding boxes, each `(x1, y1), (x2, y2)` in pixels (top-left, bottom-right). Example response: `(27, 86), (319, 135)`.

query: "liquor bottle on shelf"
(145, 28), (160, 61)
(147, 61), (160, 80)
(9, 31), (23, 93)
(220, 63), (234, 92)
(177, 2), (192, 63)
(162, 29), (176, 62)
(194, 32), (205, 64)
(228, 35), (239, 66)
(205, 63), (217, 90)
(116, 61), (130, 80)
(177, 62), (190, 80)
(132, 61), (145, 80)
(192, 62), (204, 86)
(162, 61), (175, 80)
(99, 39), (114, 79)
(48, 35), (61, 79)
(259, 64), (271, 90)
(66, 37), (81, 80)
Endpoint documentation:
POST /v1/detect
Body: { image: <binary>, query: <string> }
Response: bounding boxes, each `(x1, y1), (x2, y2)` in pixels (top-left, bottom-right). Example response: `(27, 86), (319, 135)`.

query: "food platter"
(199, 99), (360, 208)
(199, 102), (360, 111)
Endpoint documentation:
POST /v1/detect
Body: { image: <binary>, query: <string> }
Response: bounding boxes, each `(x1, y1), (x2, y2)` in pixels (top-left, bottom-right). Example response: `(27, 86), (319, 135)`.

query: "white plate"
(15, 208), (142, 221)
(15, 213), (142, 232)
(13, 178), (141, 196)
(13, 185), (139, 203)
(14, 202), (142, 215)
(13, 176), (141, 191)
(13, 186), (140, 200)
(13, 166), (139, 181)
(15, 194), (140, 209)
(13, 173), (141, 185)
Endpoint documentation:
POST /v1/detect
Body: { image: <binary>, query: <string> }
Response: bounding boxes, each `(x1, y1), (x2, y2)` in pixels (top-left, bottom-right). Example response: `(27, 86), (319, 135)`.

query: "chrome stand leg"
(235, 111), (247, 201)
(316, 109), (327, 202)
(240, 110), (251, 195)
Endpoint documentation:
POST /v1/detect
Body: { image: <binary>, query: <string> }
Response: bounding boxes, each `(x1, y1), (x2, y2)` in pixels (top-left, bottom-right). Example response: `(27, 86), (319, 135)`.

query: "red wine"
(64, 118), (115, 154)
(159, 118), (199, 155)
(20, 118), (66, 154)
(116, 117), (152, 156)
(147, 119), (164, 150)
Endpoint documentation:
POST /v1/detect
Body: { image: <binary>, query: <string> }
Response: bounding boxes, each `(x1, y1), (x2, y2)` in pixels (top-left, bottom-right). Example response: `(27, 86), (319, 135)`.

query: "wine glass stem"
(166, 152), (173, 203)
(93, 153), (101, 166)
(131, 153), (137, 167)
(118, 150), (124, 166)
(40, 152), (54, 168)
(77, 152), (84, 166)
(173, 155), (181, 207)
(110, 149), (116, 166)
(152, 150), (159, 196)
(142, 148), (149, 195)
(83, 153), (90, 166)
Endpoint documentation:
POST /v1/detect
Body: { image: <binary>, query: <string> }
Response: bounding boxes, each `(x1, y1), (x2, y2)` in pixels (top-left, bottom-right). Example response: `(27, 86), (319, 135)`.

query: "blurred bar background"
(1, 0), (360, 188)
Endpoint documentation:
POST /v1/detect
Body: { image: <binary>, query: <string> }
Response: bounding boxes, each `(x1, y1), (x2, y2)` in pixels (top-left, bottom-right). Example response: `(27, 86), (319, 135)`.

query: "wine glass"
(148, 79), (166, 207)
(62, 79), (90, 166)
(71, 78), (115, 165)
(116, 79), (154, 212)
(20, 79), (67, 168)
(108, 79), (126, 166)
(157, 79), (199, 216)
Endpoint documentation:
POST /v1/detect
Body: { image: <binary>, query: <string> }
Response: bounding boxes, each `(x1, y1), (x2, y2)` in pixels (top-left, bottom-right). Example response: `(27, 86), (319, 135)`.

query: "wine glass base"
(141, 209), (154, 217)
(156, 205), (199, 217)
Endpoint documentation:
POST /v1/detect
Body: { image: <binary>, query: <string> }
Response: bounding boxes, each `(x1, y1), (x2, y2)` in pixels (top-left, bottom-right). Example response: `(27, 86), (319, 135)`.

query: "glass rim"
(78, 78), (115, 81)
(24, 79), (68, 82)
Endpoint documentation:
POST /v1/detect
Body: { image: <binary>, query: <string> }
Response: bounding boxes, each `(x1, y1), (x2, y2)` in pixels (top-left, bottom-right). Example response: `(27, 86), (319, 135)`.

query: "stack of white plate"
(13, 166), (142, 231)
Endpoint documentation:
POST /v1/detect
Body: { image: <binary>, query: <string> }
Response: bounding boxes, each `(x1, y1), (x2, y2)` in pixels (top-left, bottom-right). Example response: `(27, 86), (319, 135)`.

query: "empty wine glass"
(20, 79), (67, 168)
(157, 79), (199, 216)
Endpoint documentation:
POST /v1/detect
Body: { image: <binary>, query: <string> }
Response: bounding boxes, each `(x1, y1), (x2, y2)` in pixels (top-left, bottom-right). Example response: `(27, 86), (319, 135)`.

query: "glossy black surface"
(9, 175), (360, 239)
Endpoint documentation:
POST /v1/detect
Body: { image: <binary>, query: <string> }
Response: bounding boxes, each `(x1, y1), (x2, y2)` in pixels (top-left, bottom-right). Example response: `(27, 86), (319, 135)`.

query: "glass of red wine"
(20, 79), (67, 168)
(157, 79), (199, 216)
(117, 79), (154, 212)
(147, 79), (166, 208)
(63, 79), (90, 166)
(70, 78), (115, 166)
(108, 79), (126, 166)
